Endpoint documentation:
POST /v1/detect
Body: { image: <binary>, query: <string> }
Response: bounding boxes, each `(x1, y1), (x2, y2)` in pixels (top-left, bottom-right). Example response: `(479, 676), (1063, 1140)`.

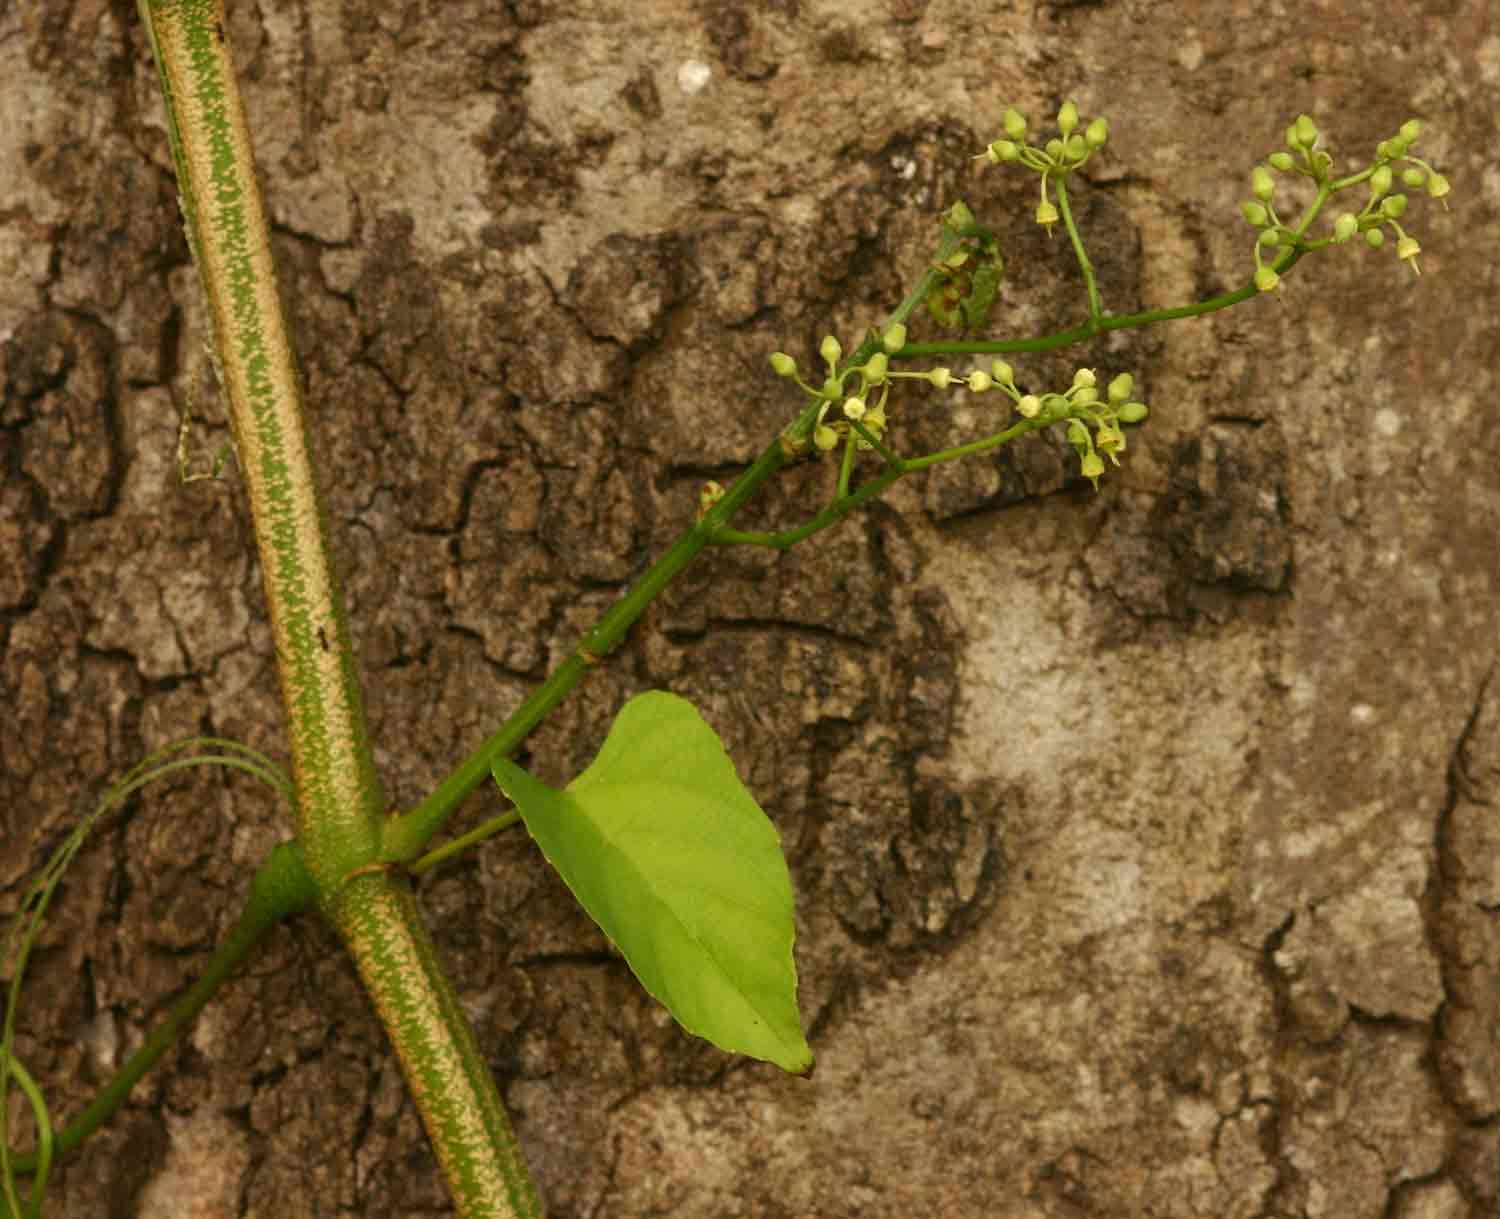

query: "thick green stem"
(383, 486), (784, 862)
(137, 4), (544, 1213)
(326, 872), (542, 1219)
(137, 0), (383, 887)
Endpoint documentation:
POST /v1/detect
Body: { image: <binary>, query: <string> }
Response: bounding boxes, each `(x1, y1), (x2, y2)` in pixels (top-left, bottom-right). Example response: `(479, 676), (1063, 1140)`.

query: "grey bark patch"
(1083, 420), (1293, 625)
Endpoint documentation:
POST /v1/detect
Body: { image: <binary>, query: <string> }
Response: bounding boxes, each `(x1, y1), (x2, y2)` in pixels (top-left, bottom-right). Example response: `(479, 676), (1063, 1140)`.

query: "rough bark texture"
(1, 1), (1494, 1217)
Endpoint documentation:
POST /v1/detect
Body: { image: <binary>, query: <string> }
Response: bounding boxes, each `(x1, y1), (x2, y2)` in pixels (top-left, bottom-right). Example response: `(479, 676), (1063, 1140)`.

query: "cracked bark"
(1, 1), (1492, 1216)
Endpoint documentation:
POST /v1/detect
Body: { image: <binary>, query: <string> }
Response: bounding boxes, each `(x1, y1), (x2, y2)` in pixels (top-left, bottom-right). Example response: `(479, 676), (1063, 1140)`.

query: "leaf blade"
(492, 692), (811, 1073)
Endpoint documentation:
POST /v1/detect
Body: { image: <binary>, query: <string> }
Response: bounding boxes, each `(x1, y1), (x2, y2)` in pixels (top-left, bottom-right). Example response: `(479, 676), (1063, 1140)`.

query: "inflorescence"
(762, 104), (1447, 497)
(1240, 114), (1449, 290)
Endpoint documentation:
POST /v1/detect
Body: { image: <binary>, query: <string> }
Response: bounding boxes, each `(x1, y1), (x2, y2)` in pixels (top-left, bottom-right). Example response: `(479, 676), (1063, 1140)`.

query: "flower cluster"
(769, 332), (895, 454)
(963, 362), (1149, 490)
(977, 101), (1109, 232)
(769, 334), (1149, 490)
(1240, 114), (1450, 291)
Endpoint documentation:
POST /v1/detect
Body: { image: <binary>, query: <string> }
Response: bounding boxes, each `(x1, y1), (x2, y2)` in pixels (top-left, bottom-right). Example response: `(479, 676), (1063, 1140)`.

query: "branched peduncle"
(1053, 177), (1104, 321)
(386, 104), (1449, 865)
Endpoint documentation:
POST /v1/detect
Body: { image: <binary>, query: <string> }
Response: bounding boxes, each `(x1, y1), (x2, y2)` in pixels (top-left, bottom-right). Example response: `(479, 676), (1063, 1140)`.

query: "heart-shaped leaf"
(493, 691), (811, 1073)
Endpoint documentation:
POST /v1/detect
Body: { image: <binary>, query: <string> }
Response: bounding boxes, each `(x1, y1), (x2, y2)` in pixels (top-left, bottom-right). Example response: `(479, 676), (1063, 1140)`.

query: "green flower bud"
(814, 424), (838, 451)
(1284, 122), (1301, 151)
(1381, 193), (1408, 219)
(1072, 386), (1098, 406)
(1427, 173), (1450, 201)
(991, 360), (1015, 386)
(1017, 394), (1042, 419)
(1107, 372), (1134, 404)
(1364, 229), (1385, 249)
(1072, 367), (1097, 389)
(1396, 235), (1421, 272)
(1044, 138), (1064, 161)
(986, 139), (1021, 164)
(863, 352), (889, 384)
(1002, 108), (1027, 141)
(1258, 228), (1282, 248)
(1080, 450), (1105, 487)
(1401, 167), (1426, 189)
(882, 323), (908, 353)
(1064, 134), (1088, 162)
(1241, 200), (1270, 227)
(928, 367), (953, 389)
(1058, 100), (1079, 138)
(1253, 266), (1280, 292)
(1036, 198), (1060, 227)
(820, 335), (842, 368)
(1096, 422), (1125, 461)
(1252, 166), (1275, 201)
(946, 199), (978, 230)
(1066, 419), (1090, 449)
(1370, 165), (1393, 197)
(1118, 401), (1149, 424)
(1333, 213), (1359, 242)
(698, 480), (725, 515)
(1399, 119), (1422, 145)
(769, 352), (798, 377)
(1293, 114), (1319, 149)
(966, 370), (994, 393)
(1085, 117), (1108, 148)
(1268, 151), (1295, 172)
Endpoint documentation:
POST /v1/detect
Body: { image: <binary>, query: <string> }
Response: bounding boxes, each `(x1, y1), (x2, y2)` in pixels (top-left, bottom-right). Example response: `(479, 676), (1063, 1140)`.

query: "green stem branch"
(3, 845), (314, 1179)
(897, 253), (1306, 359)
(384, 224), (970, 860)
(409, 811), (523, 878)
(389, 219), (1321, 859)
(1054, 177), (1104, 321)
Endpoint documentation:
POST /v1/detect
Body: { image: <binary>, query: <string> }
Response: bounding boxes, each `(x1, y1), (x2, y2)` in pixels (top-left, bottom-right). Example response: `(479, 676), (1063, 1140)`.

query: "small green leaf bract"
(492, 691), (812, 1074)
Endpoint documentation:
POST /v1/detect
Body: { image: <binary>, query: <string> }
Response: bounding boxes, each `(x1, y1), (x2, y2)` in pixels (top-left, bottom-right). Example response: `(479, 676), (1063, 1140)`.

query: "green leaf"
(492, 692), (812, 1074)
